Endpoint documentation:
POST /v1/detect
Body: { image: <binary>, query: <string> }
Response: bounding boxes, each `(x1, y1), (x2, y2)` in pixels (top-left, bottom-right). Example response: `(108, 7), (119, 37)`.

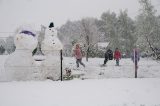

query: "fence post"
(60, 49), (63, 81)
(135, 61), (137, 78)
(134, 49), (138, 78)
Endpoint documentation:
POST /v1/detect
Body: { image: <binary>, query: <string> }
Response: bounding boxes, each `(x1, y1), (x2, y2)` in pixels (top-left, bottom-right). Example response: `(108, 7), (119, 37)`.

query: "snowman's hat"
(49, 22), (54, 28)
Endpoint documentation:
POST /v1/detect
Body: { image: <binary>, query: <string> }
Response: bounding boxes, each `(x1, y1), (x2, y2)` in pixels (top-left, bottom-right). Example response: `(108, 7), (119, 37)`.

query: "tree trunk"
(86, 36), (89, 62)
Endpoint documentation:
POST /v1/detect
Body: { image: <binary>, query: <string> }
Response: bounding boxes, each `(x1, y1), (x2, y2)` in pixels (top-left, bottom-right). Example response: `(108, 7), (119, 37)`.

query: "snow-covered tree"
(5, 36), (16, 54)
(100, 11), (119, 50)
(0, 39), (6, 55)
(58, 20), (83, 56)
(117, 10), (136, 57)
(136, 0), (160, 59)
(81, 17), (100, 61)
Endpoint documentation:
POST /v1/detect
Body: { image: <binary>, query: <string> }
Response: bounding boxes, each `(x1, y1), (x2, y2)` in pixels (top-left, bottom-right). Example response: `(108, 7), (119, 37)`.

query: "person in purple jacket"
(131, 48), (140, 63)
(131, 47), (140, 72)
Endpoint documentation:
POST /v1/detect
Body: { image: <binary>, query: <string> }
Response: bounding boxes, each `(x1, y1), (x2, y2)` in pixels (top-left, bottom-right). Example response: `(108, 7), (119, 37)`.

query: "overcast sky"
(0, 0), (159, 33)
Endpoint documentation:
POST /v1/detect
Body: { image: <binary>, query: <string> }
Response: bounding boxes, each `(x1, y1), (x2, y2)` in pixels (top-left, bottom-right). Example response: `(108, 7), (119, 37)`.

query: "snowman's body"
(4, 28), (38, 81)
(41, 26), (63, 80)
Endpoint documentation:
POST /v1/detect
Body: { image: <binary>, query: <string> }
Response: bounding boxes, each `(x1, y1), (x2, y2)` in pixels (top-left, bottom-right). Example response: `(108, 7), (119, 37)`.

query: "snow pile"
(3, 23), (65, 81)
(4, 25), (38, 81)
(41, 23), (64, 80)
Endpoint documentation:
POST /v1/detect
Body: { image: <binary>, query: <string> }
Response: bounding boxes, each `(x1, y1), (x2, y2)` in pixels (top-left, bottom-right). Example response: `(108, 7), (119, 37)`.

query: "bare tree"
(136, 0), (160, 59)
(81, 18), (99, 61)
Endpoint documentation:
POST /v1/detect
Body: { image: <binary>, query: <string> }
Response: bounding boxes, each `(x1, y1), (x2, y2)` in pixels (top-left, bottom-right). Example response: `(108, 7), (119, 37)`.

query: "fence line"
(1, 64), (160, 67)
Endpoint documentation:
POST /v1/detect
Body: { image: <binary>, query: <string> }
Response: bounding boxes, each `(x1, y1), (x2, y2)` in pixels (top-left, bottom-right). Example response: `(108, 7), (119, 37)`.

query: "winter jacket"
(114, 50), (121, 60)
(74, 48), (83, 59)
(105, 49), (113, 60)
(104, 52), (108, 59)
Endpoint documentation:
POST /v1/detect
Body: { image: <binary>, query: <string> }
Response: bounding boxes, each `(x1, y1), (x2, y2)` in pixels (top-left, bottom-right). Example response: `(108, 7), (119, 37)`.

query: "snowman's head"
(45, 22), (57, 38)
(45, 27), (57, 38)
(41, 22), (63, 53)
(14, 29), (38, 51)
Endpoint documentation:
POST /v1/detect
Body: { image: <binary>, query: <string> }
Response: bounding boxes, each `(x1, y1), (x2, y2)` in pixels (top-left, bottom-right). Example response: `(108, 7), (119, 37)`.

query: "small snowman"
(41, 22), (64, 80)
(4, 25), (38, 81)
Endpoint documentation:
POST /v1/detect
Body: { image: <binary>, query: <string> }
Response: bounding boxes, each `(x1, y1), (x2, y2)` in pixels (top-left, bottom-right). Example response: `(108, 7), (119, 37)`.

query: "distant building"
(96, 42), (109, 51)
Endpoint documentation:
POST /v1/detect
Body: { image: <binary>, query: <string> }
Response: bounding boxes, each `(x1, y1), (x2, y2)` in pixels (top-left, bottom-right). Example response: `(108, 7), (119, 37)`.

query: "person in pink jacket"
(114, 48), (121, 66)
(73, 44), (85, 68)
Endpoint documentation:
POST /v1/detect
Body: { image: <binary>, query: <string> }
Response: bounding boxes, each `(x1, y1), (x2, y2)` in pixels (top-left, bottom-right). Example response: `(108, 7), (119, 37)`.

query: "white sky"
(0, 0), (159, 32)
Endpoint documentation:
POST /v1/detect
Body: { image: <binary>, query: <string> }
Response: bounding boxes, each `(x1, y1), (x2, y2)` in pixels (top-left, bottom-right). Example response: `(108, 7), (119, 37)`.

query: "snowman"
(41, 22), (64, 80)
(4, 25), (38, 81)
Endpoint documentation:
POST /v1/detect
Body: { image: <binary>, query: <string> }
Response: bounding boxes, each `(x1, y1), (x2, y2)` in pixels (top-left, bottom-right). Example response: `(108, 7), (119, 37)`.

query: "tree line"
(58, 0), (160, 60)
(1, 0), (160, 60)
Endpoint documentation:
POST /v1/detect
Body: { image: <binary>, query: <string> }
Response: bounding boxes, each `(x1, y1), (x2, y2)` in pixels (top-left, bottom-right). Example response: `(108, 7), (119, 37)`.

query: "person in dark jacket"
(103, 49), (113, 66)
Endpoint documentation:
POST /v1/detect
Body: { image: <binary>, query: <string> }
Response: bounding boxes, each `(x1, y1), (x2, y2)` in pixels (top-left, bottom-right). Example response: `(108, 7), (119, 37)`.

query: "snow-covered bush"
(5, 36), (16, 54)
(0, 39), (6, 55)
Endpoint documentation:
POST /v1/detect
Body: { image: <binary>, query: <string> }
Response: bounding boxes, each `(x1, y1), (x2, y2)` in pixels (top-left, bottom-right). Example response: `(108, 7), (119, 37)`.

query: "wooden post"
(134, 49), (138, 78)
(135, 61), (137, 78)
(60, 50), (63, 81)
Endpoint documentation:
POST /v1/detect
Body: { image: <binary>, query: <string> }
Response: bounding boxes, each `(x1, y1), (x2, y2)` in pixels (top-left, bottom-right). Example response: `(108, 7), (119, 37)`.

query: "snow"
(4, 27), (38, 81)
(33, 55), (46, 61)
(41, 26), (64, 80)
(97, 42), (109, 48)
(0, 55), (160, 106)
(64, 57), (160, 79)
(0, 79), (160, 106)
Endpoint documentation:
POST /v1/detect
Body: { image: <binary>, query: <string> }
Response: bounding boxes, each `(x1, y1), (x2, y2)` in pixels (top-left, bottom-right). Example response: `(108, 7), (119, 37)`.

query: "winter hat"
(49, 22), (54, 28)
(20, 30), (36, 37)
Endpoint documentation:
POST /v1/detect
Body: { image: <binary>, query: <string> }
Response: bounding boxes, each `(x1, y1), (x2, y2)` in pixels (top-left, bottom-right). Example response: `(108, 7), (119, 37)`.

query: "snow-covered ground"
(0, 79), (160, 106)
(64, 57), (160, 79)
(0, 55), (160, 106)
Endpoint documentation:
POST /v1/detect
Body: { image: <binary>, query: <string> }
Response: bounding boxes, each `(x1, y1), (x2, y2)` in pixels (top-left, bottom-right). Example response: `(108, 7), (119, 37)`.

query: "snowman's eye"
(49, 29), (51, 30)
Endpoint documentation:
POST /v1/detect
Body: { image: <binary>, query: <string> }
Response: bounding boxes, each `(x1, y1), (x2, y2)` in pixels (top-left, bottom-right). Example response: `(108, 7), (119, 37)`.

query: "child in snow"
(73, 44), (85, 68)
(114, 48), (121, 66)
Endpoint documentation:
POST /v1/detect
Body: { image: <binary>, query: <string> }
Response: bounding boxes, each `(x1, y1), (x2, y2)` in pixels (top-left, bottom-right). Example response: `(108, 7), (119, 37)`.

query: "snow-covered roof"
(97, 42), (109, 48)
